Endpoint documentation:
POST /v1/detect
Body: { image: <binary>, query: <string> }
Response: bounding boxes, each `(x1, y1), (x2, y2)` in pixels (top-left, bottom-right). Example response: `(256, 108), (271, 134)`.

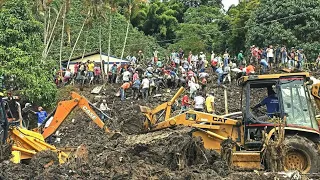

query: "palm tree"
(120, 0), (144, 60)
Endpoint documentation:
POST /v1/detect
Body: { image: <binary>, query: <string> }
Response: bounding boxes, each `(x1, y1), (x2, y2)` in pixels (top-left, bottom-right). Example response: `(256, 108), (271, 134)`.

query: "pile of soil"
(1, 70), (319, 179)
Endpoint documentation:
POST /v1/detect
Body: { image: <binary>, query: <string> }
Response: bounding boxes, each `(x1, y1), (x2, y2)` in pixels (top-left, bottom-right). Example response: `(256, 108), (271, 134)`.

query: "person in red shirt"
(74, 62), (79, 78)
(181, 95), (190, 112)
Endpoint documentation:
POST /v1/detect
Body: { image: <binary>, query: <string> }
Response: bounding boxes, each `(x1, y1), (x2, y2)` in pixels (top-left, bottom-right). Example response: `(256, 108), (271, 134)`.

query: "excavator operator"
(252, 86), (279, 122)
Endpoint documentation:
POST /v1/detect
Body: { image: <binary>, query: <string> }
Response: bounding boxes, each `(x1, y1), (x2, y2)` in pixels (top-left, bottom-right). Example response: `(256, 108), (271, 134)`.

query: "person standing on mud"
(205, 92), (215, 114)
(99, 99), (110, 120)
(120, 81), (132, 101)
(141, 76), (150, 100)
(181, 95), (190, 112)
(194, 92), (205, 112)
(31, 106), (47, 127)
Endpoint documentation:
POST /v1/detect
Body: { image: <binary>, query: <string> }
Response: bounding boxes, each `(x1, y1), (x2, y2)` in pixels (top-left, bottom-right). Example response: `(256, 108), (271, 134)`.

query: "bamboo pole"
(99, 24), (105, 81)
(107, 12), (112, 79)
(224, 86), (228, 114)
(121, 19), (130, 60)
(42, 5), (63, 60)
(59, 3), (66, 71)
(66, 11), (89, 69)
(121, 2), (132, 60)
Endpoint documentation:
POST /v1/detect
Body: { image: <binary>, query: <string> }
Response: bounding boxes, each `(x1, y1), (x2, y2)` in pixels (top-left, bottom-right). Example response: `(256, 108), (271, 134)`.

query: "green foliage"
(223, 0), (260, 54)
(47, 0), (164, 62)
(246, 0), (320, 59)
(131, 1), (182, 44)
(0, 0), (57, 106)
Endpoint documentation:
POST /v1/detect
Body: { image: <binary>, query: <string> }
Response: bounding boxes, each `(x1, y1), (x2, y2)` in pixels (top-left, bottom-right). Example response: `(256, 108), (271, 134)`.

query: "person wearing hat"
(205, 92), (215, 114)
(32, 106), (48, 127)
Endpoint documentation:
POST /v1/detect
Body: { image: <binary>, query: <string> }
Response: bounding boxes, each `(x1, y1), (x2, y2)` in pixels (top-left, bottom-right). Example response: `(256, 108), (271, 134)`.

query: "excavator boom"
(42, 91), (112, 139)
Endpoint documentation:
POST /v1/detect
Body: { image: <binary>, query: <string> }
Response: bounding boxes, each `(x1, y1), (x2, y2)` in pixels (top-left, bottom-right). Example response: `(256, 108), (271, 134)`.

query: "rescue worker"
(132, 77), (141, 99)
(194, 92), (205, 112)
(205, 92), (215, 114)
(181, 94), (190, 112)
(253, 87), (279, 122)
(120, 81), (132, 101)
(99, 99), (110, 120)
(32, 106), (48, 127)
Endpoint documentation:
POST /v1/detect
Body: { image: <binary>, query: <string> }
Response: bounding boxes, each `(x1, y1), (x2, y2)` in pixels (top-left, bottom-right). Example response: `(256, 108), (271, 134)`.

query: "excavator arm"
(41, 91), (112, 139)
(140, 87), (185, 130)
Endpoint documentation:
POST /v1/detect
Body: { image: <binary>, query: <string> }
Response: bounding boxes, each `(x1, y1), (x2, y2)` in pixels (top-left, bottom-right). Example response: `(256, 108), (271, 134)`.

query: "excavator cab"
(241, 73), (319, 150)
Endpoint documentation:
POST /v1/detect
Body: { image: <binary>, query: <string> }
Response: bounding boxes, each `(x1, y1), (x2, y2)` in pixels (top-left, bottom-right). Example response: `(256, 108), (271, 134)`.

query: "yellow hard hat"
(0, 92), (4, 97)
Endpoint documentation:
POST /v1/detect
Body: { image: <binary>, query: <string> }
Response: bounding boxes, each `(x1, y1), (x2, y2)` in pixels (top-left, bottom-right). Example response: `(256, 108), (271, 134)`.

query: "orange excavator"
(0, 91), (117, 164)
(36, 91), (115, 140)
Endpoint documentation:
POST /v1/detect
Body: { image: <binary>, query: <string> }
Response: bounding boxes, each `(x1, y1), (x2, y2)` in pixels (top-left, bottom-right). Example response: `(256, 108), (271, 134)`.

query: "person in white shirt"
(122, 70), (131, 83)
(141, 77), (150, 100)
(189, 81), (198, 98)
(267, 45), (274, 68)
(99, 99), (110, 120)
(194, 93), (205, 111)
(199, 52), (205, 60)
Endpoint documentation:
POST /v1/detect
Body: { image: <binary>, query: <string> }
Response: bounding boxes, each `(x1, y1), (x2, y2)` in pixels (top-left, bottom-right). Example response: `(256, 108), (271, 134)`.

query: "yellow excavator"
(141, 72), (320, 173)
(0, 91), (117, 164)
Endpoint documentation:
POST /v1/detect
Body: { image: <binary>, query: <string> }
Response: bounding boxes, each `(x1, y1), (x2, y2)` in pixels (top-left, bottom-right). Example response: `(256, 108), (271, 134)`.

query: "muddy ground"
(1, 71), (320, 179)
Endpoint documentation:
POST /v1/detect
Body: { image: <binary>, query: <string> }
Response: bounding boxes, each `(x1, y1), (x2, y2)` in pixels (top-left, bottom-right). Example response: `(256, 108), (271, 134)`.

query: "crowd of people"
(54, 60), (103, 86)
(55, 46), (319, 115)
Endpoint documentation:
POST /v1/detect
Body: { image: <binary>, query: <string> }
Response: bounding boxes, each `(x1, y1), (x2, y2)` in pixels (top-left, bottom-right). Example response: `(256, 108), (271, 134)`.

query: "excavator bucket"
(140, 106), (151, 113)
(108, 131), (122, 140)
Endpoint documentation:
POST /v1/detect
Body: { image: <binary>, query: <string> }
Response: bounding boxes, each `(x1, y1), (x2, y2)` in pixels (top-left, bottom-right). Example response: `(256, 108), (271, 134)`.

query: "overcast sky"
(222, 0), (239, 11)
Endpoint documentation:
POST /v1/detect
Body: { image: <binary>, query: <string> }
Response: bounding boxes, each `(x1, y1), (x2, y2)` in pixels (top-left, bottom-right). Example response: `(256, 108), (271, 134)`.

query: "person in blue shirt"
(132, 78), (141, 99)
(33, 106), (48, 127)
(215, 67), (224, 86)
(253, 87), (279, 119)
(260, 59), (269, 74)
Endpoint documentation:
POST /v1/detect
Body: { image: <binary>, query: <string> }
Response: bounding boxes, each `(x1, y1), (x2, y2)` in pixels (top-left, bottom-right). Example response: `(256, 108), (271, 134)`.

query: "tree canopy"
(0, 0), (57, 106)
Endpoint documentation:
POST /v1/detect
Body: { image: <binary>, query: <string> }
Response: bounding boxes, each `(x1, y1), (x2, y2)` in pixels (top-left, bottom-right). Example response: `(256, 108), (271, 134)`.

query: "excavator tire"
(266, 135), (319, 173)
(282, 136), (319, 173)
(30, 150), (59, 169)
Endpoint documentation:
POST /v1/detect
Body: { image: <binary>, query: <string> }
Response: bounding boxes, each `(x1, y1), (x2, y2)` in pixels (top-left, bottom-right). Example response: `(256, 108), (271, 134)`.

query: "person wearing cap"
(205, 92), (215, 114)
(99, 99), (110, 120)
(32, 106), (48, 127)
(120, 81), (132, 101)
